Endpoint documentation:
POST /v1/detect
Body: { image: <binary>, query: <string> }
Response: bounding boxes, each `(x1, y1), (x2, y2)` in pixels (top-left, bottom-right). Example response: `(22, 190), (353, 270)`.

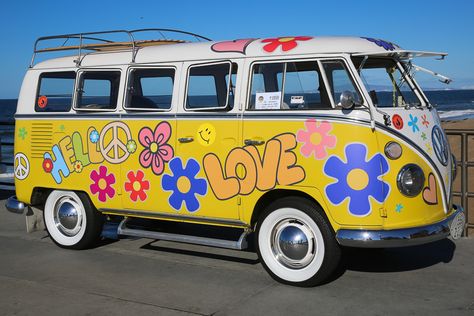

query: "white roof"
(32, 36), (447, 69)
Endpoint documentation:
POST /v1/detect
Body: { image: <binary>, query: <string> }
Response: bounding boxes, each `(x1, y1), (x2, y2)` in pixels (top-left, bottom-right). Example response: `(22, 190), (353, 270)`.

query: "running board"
(117, 219), (249, 250)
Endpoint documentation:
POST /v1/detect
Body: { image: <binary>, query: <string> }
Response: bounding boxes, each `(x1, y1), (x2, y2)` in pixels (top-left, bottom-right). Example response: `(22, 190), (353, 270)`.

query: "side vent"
(31, 123), (53, 159)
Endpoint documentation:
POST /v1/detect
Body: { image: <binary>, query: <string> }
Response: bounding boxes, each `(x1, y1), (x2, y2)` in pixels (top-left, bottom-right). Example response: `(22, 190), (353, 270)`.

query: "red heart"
(422, 173), (438, 205)
(211, 39), (255, 55)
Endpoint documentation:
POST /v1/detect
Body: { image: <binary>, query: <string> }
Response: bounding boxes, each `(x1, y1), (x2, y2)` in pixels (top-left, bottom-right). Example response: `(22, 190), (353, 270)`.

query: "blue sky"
(1, 0), (473, 98)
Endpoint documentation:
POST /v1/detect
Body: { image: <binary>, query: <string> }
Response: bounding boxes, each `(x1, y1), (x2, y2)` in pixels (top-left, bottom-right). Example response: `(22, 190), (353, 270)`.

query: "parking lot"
(0, 190), (473, 315)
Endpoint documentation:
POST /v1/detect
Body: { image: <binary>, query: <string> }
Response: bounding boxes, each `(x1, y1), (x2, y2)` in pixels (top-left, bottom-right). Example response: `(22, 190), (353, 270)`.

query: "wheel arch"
(250, 188), (333, 229)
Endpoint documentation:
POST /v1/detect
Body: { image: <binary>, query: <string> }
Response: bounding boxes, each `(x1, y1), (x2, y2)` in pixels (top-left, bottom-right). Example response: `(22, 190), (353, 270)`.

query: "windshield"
(353, 57), (424, 108)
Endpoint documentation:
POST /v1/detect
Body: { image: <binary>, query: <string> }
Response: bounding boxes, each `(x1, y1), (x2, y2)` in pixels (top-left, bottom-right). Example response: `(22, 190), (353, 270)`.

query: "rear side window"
(36, 72), (76, 112)
(186, 62), (237, 111)
(126, 68), (175, 111)
(76, 71), (121, 110)
(249, 61), (329, 110)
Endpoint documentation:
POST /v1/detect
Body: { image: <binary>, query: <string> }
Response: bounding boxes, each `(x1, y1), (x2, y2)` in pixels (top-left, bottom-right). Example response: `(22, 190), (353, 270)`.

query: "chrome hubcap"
(54, 197), (83, 236)
(271, 219), (316, 269)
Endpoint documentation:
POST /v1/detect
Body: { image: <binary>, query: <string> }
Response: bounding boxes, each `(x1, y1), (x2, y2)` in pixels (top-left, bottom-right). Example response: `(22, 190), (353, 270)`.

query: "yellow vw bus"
(7, 29), (466, 286)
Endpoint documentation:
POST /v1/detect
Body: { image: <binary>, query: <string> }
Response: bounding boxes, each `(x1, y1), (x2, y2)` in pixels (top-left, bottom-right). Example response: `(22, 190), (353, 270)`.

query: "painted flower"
(408, 114), (420, 133)
(395, 203), (403, 213)
(90, 166), (115, 202)
(73, 160), (83, 173)
(18, 127), (27, 140)
(59, 124), (65, 132)
(361, 37), (396, 51)
(43, 158), (53, 173)
(126, 140), (137, 154)
(296, 119), (336, 159)
(421, 114), (430, 128)
(324, 143), (390, 217)
(426, 142), (433, 154)
(421, 132), (427, 141)
(90, 129), (100, 143)
(124, 170), (150, 202)
(261, 36), (312, 53)
(162, 158), (207, 212)
(139, 121), (174, 175)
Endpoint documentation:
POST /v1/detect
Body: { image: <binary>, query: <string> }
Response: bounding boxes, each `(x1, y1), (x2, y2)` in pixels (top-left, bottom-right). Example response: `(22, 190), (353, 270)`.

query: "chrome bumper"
(5, 196), (26, 214)
(336, 205), (465, 248)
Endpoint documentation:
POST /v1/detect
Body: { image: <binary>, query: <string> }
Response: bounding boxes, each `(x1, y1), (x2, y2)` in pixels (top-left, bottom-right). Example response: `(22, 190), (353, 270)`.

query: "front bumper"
(336, 205), (465, 248)
(5, 196), (26, 214)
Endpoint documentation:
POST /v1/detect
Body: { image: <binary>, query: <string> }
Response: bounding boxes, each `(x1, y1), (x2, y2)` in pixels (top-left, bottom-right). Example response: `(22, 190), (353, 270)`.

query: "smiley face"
(197, 123), (216, 146)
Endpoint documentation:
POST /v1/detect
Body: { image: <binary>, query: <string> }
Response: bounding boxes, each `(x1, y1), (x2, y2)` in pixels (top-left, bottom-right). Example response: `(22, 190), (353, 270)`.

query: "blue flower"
(361, 37), (396, 51)
(324, 143), (390, 217)
(162, 157), (207, 212)
(90, 129), (99, 143)
(408, 114), (420, 133)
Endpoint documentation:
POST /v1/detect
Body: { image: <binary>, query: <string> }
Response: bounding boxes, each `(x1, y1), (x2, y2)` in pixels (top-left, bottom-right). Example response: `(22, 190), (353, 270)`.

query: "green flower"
(127, 140), (137, 154)
(18, 127), (27, 140)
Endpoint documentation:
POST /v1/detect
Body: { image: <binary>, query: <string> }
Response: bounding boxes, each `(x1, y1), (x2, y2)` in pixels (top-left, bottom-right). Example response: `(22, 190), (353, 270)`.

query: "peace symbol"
(99, 122), (132, 164)
(14, 153), (30, 180)
(432, 125), (448, 166)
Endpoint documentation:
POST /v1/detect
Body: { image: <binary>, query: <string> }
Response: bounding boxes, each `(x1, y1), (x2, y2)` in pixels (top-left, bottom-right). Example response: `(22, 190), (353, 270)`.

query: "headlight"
(397, 164), (425, 197)
(451, 154), (457, 181)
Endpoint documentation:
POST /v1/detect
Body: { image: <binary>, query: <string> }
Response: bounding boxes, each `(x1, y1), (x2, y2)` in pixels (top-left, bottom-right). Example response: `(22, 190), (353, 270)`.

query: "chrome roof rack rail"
(30, 28), (211, 68)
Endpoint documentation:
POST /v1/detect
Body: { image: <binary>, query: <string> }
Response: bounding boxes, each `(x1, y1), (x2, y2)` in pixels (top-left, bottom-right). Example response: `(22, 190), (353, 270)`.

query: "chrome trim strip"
(100, 208), (250, 228)
(5, 196), (26, 214)
(117, 218), (249, 250)
(336, 205), (465, 248)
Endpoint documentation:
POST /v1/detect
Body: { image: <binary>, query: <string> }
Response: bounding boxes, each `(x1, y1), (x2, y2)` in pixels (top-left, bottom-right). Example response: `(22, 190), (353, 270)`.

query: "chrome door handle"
(244, 139), (265, 146)
(178, 137), (194, 143)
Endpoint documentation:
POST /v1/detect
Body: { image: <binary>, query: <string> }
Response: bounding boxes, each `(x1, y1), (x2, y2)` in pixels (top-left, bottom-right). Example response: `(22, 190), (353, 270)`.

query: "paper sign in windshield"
(255, 92), (281, 110)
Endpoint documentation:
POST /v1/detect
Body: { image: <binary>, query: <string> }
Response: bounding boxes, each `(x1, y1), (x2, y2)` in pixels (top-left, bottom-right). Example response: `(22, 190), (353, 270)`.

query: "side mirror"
(339, 90), (355, 109)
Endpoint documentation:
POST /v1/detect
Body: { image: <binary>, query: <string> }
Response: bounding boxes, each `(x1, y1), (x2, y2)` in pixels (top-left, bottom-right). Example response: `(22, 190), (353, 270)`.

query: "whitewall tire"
(256, 197), (341, 286)
(44, 190), (103, 249)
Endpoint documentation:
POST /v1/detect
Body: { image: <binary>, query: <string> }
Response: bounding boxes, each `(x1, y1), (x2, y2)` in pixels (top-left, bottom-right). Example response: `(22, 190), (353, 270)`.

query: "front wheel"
(256, 197), (341, 286)
(44, 190), (103, 249)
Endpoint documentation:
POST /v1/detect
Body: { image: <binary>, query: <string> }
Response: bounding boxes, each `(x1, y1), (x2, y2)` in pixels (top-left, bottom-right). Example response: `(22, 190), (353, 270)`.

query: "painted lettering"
(203, 133), (305, 200)
(58, 136), (75, 172)
(44, 145), (70, 184)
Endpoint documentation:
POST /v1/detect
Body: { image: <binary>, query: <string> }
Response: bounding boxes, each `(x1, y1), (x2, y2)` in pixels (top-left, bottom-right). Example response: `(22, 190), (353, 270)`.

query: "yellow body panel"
(14, 115), (450, 231)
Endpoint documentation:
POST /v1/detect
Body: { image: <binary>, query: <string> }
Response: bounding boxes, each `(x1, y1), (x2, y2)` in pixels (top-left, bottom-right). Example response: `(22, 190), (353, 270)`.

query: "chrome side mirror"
(340, 90), (355, 109)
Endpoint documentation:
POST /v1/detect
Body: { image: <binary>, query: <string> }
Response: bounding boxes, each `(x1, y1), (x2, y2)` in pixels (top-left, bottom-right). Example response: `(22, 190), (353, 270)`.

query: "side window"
(186, 62), (237, 110)
(322, 61), (362, 106)
(36, 72), (76, 112)
(126, 68), (175, 110)
(76, 71), (121, 110)
(249, 61), (329, 110)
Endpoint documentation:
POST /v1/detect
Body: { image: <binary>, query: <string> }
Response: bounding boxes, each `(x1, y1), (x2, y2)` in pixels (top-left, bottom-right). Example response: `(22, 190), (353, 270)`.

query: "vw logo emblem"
(432, 126), (449, 166)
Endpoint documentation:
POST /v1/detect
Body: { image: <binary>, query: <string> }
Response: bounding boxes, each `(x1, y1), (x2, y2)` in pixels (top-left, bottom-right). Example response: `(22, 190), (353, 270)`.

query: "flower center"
(149, 142), (158, 153)
(279, 37), (295, 43)
(98, 178), (108, 190)
(346, 168), (369, 191)
(310, 133), (322, 145)
(177, 176), (191, 194)
(132, 180), (141, 192)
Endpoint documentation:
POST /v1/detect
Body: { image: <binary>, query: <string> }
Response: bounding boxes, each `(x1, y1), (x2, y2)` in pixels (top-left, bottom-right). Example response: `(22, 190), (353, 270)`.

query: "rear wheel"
(44, 190), (103, 249)
(256, 197), (340, 286)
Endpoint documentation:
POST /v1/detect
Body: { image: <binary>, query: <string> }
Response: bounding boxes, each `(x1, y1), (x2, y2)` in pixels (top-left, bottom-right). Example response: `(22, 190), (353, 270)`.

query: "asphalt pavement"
(0, 189), (473, 315)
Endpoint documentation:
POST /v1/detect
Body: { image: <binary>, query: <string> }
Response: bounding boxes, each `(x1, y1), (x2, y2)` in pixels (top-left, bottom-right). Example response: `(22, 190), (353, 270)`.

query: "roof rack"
(30, 28), (212, 67)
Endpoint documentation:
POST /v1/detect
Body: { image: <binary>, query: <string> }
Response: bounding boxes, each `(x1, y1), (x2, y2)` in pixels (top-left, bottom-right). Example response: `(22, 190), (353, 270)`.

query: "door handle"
(178, 137), (194, 143)
(244, 139), (265, 146)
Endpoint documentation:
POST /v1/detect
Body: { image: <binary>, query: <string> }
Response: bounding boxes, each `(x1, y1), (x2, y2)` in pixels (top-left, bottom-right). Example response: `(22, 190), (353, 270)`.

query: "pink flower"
(261, 36), (312, 53)
(90, 166), (115, 202)
(297, 119), (337, 159)
(138, 121), (174, 175)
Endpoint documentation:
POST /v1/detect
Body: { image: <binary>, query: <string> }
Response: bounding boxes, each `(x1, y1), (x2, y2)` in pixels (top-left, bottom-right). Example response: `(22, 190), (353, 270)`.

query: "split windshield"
(353, 57), (424, 108)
